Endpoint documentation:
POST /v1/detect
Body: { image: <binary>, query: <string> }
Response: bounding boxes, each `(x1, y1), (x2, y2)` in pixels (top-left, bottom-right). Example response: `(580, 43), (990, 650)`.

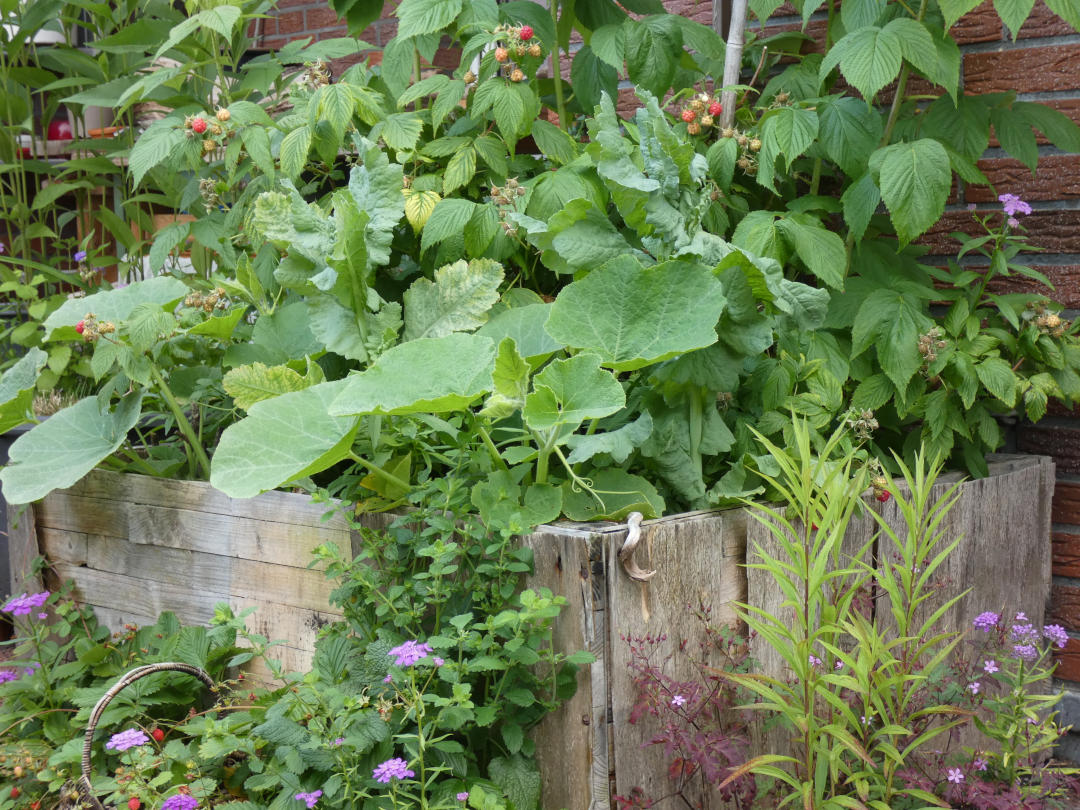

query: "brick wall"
(260, 0), (1080, 689)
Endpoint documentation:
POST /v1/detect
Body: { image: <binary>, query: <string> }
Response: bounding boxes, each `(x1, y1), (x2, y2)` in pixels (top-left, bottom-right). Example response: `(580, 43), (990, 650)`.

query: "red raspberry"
(75, 320), (85, 334)
(709, 101), (723, 116)
(876, 490), (890, 503)
(151, 728), (165, 742)
(520, 25), (533, 41)
(31, 803), (41, 810)
(681, 108), (696, 123)
(11, 788), (19, 799)
(128, 798), (141, 810)
(190, 117), (208, 134)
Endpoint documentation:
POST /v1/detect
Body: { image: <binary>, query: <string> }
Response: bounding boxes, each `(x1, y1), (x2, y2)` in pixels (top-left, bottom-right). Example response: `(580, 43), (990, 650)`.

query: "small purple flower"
(433, 657), (445, 667)
(456, 792), (469, 802)
(973, 611), (999, 632)
(670, 694), (687, 707)
(383, 674), (393, 684)
(373, 757), (415, 783)
(73, 250), (88, 263)
(983, 660), (999, 674)
(999, 193), (1032, 217)
(1013, 643), (1038, 661)
(105, 728), (150, 752)
(835, 660), (844, 670)
(1007, 216), (1020, 228)
(295, 790), (322, 808)
(1016, 611), (1029, 622)
(947, 768), (964, 784)
(969, 681), (980, 695)
(388, 639), (433, 667)
(967, 203), (977, 212)
(974, 757), (987, 771)
(3, 591), (50, 616)
(36, 612), (47, 620)
(0, 242), (5, 253)
(161, 796), (198, 810)
(332, 737), (345, 746)
(808, 654), (822, 668)
(1044, 624), (1069, 649)
(0, 669), (17, 684)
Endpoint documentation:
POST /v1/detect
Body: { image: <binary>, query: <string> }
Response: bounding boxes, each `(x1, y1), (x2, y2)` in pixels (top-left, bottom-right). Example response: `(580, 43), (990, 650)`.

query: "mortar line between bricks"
(1016, 90), (1080, 102)
(941, 198), (1080, 212)
(949, 254), (1080, 268)
(1054, 523), (1080, 532)
(958, 33), (1080, 52)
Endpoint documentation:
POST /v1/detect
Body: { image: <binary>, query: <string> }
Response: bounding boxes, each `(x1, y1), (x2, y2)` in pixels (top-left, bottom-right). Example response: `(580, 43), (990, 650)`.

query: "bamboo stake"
(719, 0), (749, 130)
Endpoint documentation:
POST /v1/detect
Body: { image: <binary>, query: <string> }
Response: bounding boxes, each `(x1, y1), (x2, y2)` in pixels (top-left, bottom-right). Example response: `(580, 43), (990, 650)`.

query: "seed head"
(510, 68), (525, 82)
(527, 43), (542, 57)
(494, 47), (509, 63)
(700, 114), (714, 127)
(215, 107), (230, 122)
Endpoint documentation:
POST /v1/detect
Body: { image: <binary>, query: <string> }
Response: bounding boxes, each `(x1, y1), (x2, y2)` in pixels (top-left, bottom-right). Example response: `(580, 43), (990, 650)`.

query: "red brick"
(1050, 583), (1080, 630)
(1018, 0), (1075, 38)
(259, 35), (289, 51)
(965, 45), (1080, 95)
(967, 154), (1080, 202)
(666, 0), (713, 27)
(1055, 636), (1080, 681)
(921, 209), (1080, 256)
(1054, 532), (1080, 577)
(951, 1), (1002, 44)
(987, 99), (1080, 147)
(306, 6), (344, 30)
(762, 18), (830, 54)
(1053, 481), (1080, 524)
(986, 265), (1080, 309)
(1018, 426), (1080, 473)
(274, 0), (312, 8)
(276, 10), (305, 35)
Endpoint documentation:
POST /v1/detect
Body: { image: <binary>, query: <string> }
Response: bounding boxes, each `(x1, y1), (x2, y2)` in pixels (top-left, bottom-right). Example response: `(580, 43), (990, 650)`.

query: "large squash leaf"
(43, 277), (188, 339)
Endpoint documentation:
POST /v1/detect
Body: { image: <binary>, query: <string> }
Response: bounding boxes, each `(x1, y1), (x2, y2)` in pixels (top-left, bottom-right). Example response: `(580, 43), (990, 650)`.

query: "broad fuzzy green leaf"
(396, 0), (463, 38)
(624, 16), (680, 97)
(566, 411), (653, 464)
(571, 46), (619, 114)
(775, 214), (847, 289)
(223, 362), (311, 411)
(210, 381), (360, 498)
(329, 333), (496, 416)
(874, 139), (951, 245)
(818, 97), (883, 178)
(509, 198), (638, 275)
(757, 106), (818, 189)
(976, 357), (1017, 406)
(0, 348), (46, 434)
(43, 277), (188, 339)
(561, 469), (665, 521)
(479, 338), (531, 419)
(852, 288), (933, 390)
(125, 302), (176, 352)
(522, 353), (625, 432)
(347, 150), (406, 270)
(403, 258), (504, 340)
(128, 117), (186, 186)
(476, 303), (565, 361)
(421, 198), (477, 254)
(1, 393), (143, 505)
(545, 256), (726, 371)
(994, 0), (1036, 37)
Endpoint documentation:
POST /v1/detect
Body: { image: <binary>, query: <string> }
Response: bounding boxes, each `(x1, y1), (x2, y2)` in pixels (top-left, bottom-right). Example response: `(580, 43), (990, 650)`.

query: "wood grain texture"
(606, 509), (748, 809)
(523, 525), (611, 810)
(6, 503), (42, 597)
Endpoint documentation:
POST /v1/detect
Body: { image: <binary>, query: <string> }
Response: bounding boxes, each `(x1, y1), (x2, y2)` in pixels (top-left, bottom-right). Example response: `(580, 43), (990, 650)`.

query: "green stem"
(879, 0), (929, 148)
(550, 2), (568, 128)
(809, 158), (822, 196)
(347, 452), (411, 493)
(474, 420), (507, 470)
(150, 365), (212, 480)
(533, 431), (555, 483)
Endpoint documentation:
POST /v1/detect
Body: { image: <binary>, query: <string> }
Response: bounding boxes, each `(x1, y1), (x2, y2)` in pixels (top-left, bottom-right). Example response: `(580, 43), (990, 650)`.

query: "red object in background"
(47, 118), (73, 141)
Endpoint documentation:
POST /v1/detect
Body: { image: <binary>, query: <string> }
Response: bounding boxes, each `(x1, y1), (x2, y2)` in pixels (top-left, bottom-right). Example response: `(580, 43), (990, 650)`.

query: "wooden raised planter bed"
(7, 455), (1054, 810)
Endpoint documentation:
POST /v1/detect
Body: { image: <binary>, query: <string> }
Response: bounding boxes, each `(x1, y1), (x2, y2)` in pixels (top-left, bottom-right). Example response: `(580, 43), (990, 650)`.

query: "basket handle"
(76, 663), (217, 807)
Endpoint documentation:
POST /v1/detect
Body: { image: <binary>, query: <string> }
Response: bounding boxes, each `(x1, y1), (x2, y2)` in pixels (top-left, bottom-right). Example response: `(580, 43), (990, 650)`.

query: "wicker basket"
(63, 663), (218, 810)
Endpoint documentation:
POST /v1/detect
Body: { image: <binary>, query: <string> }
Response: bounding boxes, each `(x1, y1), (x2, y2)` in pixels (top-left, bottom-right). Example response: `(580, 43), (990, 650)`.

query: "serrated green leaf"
(223, 362), (310, 411)
(489, 755), (541, 810)
(841, 172), (880, 243)
(976, 357), (1017, 406)
(884, 17), (938, 78)
(330, 333), (496, 416)
(991, 107), (1038, 172)
(818, 97), (883, 177)
(279, 125), (312, 180)
(475, 303), (564, 361)
(875, 139), (951, 245)
(565, 411), (653, 464)
(851, 373), (894, 410)
(421, 198), (477, 254)
(624, 16), (679, 97)
(126, 302), (175, 352)
(43, 277), (188, 339)
(443, 145), (477, 193)
(403, 187), (441, 232)
(397, 0), (463, 37)
(531, 120), (579, 165)
(129, 117), (186, 186)
(376, 112), (424, 151)
(570, 45), (618, 114)
(820, 25), (902, 101)
(994, 0), (1036, 37)
(775, 214), (846, 289)
(479, 338), (531, 419)
(545, 256), (726, 371)
(404, 258), (504, 340)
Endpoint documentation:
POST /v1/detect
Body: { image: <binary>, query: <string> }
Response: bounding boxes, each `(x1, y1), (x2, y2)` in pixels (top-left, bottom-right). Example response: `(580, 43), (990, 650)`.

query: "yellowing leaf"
(403, 187), (441, 232)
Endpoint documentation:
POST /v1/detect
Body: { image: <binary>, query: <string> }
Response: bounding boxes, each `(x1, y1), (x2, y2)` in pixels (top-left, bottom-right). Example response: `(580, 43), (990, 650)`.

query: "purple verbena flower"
(969, 681), (980, 694)
(835, 660), (844, 670)
(973, 611), (999, 632)
(983, 660), (999, 674)
(383, 674), (393, 684)
(105, 728), (149, 752)
(1007, 216), (1020, 228)
(295, 790), (322, 808)
(456, 792), (470, 802)
(388, 639), (433, 667)
(73, 250), (87, 263)
(161, 796), (198, 810)
(974, 757), (988, 771)
(373, 757), (415, 783)
(967, 203), (977, 212)
(947, 768), (964, 784)
(3, 591), (50, 616)
(808, 654), (822, 668)
(0, 669), (17, 684)
(36, 612), (47, 620)
(670, 694), (687, 707)
(1044, 624), (1069, 649)
(0, 242), (6, 254)
(1013, 643), (1038, 661)
(433, 657), (445, 667)
(332, 737), (345, 746)
(1016, 611), (1029, 622)
(999, 193), (1032, 217)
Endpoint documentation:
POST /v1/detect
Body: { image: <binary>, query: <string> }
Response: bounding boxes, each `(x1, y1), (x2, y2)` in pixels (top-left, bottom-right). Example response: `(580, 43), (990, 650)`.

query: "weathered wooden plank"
(5, 503), (42, 598)
(38, 527), (89, 566)
(59, 470), (351, 530)
(36, 495), (348, 571)
(51, 563), (340, 651)
(606, 509), (748, 808)
(523, 525), (610, 810)
(84, 536), (338, 613)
